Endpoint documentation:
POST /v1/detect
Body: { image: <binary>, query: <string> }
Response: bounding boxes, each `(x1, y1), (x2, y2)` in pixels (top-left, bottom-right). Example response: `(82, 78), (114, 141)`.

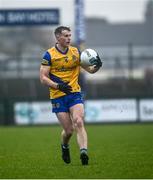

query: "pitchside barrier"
(13, 99), (153, 125)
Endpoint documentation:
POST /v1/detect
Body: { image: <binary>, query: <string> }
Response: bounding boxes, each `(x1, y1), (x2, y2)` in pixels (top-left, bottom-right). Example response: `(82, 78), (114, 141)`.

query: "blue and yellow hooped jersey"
(42, 44), (81, 99)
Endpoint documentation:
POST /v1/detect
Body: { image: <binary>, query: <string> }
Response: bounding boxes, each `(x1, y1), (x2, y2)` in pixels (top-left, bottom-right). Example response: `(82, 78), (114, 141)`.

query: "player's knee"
(75, 117), (84, 128)
(65, 128), (74, 137)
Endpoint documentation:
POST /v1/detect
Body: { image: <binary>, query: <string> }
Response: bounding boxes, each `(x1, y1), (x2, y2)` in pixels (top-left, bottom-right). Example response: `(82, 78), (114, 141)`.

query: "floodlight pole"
(128, 42), (133, 79)
(74, 0), (86, 93)
(74, 0), (86, 50)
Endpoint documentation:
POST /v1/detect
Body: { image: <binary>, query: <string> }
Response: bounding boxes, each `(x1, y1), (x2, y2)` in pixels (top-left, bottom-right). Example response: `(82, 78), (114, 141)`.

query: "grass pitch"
(0, 123), (153, 179)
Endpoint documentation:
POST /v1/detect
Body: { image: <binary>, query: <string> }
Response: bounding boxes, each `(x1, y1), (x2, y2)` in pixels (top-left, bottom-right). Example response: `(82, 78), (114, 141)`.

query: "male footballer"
(40, 26), (102, 165)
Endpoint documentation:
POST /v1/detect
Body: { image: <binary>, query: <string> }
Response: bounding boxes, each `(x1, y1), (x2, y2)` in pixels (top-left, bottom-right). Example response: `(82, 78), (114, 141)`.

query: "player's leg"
(69, 104), (87, 148)
(56, 112), (74, 164)
(56, 112), (74, 146)
(69, 103), (89, 165)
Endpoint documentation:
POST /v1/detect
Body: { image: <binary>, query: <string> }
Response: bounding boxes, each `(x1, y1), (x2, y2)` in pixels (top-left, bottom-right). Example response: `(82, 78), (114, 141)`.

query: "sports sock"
(80, 148), (87, 154)
(62, 144), (69, 149)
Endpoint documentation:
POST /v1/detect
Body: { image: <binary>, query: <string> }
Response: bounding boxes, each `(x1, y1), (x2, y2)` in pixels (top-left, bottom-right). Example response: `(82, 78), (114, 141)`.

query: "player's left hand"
(90, 55), (103, 68)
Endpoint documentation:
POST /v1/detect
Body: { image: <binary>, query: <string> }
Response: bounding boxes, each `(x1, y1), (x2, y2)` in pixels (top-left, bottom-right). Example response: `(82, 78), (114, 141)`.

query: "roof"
(85, 18), (152, 46)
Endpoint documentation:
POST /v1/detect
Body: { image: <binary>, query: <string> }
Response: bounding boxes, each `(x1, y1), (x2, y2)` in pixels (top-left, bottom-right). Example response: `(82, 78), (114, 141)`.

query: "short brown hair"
(54, 26), (71, 37)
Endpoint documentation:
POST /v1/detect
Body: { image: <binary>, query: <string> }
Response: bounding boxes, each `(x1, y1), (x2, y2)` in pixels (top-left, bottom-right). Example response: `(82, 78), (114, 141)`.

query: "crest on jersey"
(72, 55), (77, 61)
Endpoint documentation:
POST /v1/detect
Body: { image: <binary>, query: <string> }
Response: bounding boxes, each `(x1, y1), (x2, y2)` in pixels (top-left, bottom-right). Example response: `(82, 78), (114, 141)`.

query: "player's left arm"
(81, 54), (103, 74)
(81, 65), (99, 74)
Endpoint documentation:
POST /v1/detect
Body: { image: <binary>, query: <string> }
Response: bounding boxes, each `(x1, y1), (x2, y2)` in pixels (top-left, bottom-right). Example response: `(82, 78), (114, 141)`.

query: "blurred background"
(0, 0), (153, 125)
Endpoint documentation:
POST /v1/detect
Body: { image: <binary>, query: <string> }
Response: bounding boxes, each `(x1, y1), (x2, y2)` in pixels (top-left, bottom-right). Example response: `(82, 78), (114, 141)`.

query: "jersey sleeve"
(41, 51), (51, 66)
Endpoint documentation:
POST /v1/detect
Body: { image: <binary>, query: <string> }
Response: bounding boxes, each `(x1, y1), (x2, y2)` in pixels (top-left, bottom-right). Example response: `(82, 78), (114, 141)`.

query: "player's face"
(57, 30), (71, 48)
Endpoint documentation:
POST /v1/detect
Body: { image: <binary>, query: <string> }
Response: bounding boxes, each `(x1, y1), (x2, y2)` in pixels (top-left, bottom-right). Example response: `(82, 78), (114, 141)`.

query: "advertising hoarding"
(0, 9), (59, 26)
(85, 99), (137, 122)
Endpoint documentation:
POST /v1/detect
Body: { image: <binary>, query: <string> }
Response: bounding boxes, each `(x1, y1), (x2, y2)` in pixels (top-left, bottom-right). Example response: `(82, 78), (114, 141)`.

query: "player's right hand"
(57, 82), (72, 94)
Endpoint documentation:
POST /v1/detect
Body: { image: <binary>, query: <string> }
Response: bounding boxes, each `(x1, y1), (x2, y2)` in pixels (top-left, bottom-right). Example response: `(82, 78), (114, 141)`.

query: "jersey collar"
(55, 43), (69, 54)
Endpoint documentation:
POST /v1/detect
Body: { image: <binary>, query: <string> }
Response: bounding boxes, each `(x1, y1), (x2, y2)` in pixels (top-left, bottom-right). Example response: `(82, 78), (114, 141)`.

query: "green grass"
(0, 123), (153, 179)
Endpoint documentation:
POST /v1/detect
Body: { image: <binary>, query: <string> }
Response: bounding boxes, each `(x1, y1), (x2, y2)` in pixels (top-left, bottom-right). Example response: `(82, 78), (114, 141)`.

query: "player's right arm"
(40, 51), (58, 89)
(40, 65), (58, 89)
(40, 65), (72, 93)
(40, 51), (72, 93)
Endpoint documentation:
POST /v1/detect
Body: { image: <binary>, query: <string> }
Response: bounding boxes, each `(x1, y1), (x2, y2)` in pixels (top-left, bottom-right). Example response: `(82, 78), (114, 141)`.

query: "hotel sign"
(0, 9), (59, 26)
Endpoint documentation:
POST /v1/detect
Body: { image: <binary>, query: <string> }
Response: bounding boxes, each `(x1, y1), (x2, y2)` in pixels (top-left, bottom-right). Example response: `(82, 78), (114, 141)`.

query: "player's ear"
(55, 34), (60, 41)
